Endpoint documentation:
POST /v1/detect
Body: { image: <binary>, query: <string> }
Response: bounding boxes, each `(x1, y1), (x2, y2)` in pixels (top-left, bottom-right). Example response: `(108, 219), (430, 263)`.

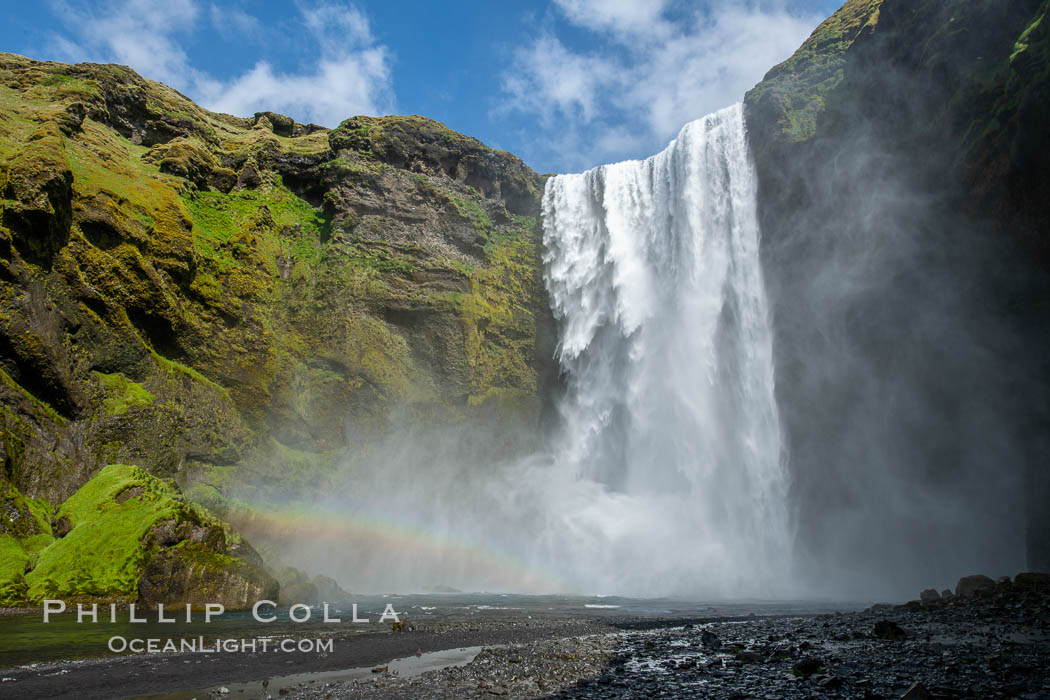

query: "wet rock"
(919, 589), (941, 604)
(873, 620), (907, 640)
(900, 681), (930, 699)
(1013, 572), (1050, 593)
(137, 542), (278, 609)
(791, 656), (824, 676)
(956, 574), (996, 598)
(820, 675), (844, 689)
(701, 630), (722, 651)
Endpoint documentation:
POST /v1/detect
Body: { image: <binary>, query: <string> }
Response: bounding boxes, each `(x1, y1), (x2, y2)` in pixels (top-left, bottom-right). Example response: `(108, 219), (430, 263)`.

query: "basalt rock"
(955, 574), (996, 599)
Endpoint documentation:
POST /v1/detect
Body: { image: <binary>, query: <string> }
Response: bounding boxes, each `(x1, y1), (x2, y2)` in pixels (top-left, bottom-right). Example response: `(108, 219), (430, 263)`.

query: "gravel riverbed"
(257, 576), (1050, 699)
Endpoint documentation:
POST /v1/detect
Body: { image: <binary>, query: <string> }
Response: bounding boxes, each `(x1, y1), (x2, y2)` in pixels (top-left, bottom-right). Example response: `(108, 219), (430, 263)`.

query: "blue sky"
(3, 1), (842, 173)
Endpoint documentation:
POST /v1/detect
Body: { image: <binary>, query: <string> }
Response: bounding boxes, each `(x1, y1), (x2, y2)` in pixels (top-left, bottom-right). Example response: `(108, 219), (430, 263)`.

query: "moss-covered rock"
(0, 464), (276, 607)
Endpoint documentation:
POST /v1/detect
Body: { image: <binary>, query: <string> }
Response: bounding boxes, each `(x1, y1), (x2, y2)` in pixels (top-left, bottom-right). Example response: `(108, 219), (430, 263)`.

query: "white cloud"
(201, 4), (393, 125)
(501, 0), (822, 172)
(552, 0), (672, 38)
(503, 35), (616, 124)
(209, 4), (262, 40)
(48, 0), (200, 89)
(44, 0), (394, 126)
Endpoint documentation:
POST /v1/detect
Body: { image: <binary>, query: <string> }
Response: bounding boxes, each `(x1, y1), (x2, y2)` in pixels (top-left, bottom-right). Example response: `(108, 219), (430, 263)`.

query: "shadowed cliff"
(746, 0), (1050, 594)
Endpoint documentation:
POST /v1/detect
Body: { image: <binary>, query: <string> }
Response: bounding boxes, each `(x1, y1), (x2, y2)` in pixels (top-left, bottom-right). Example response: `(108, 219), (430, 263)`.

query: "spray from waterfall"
(257, 104), (794, 598)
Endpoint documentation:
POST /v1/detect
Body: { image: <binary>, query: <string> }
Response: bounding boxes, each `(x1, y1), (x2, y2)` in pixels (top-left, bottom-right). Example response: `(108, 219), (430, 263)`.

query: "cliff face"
(745, 0), (1050, 588)
(0, 52), (555, 605)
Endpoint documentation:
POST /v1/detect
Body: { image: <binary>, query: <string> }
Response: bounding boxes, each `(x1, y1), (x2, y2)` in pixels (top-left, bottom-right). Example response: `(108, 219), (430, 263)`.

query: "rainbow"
(227, 500), (571, 594)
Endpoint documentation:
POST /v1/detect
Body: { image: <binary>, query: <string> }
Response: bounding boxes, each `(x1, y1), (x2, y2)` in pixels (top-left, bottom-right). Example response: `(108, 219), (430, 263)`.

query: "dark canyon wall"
(745, 0), (1050, 594)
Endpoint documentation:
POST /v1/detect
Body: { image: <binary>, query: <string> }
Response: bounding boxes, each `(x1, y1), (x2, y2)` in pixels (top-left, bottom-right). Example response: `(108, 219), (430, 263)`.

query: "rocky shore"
(3, 574), (1048, 698)
(269, 574), (1050, 699)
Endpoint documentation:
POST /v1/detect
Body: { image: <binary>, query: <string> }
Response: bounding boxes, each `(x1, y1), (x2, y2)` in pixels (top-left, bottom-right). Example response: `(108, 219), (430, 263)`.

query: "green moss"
(318, 156), (382, 180)
(1011, 11), (1045, 62)
(181, 177), (328, 273)
(94, 371), (154, 415)
(183, 483), (228, 514)
(448, 191), (495, 236)
(746, 0), (884, 144)
(149, 347), (230, 399)
(0, 534), (29, 606)
(23, 464), (225, 602)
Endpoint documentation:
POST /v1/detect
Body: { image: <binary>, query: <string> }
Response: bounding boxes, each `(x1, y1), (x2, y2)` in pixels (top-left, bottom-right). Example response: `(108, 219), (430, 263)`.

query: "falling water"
(537, 103), (791, 596)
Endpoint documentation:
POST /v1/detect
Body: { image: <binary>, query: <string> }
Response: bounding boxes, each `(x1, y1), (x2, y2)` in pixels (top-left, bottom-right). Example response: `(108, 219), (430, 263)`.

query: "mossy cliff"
(745, 0), (1050, 581)
(0, 52), (554, 603)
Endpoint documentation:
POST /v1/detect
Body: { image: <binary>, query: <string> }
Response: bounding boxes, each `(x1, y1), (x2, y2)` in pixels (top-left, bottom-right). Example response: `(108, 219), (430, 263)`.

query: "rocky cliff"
(0, 52), (554, 606)
(745, 0), (1050, 588)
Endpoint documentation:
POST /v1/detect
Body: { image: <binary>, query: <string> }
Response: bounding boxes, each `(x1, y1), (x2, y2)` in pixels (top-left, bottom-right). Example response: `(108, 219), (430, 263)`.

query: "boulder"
(919, 588), (941, 604)
(791, 656), (823, 676)
(138, 543), (278, 609)
(1013, 572), (1050, 593)
(956, 574), (997, 598)
(873, 620), (907, 640)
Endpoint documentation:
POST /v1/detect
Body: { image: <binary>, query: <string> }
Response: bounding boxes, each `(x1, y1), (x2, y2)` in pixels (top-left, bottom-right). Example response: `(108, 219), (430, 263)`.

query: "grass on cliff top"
(334, 114), (489, 158)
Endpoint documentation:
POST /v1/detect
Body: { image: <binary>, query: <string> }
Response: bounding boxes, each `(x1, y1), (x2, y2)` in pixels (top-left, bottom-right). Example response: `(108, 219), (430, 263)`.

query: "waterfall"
(537, 103), (791, 596)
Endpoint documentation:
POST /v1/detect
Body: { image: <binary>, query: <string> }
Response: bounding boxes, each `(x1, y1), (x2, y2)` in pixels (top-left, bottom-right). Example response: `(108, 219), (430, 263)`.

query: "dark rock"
(114, 485), (145, 504)
(820, 675), (844, 689)
(701, 630), (722, 651)
(236, 160), (262, 190)
(873, 620), (907, 640)
(900, 681), (931, 699)
(919, 589), (941, 604)
(52, 514), (72, 538)
(735, 650), (764, 664)
(1013, 572), (1050, 593)
(791, 656), (824, 676)
(956, 575), (997, 598)
(137, 542), (278, 609)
